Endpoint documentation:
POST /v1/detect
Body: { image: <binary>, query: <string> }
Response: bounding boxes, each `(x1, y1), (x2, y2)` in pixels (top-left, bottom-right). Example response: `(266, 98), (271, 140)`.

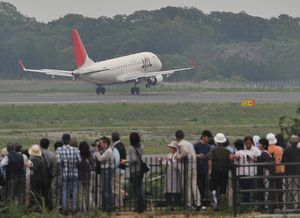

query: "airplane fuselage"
(74, 52), (162, 85)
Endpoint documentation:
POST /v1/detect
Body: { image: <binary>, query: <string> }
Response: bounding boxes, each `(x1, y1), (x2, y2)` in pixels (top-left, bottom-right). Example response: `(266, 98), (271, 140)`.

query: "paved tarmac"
(0, 92), (299, 104)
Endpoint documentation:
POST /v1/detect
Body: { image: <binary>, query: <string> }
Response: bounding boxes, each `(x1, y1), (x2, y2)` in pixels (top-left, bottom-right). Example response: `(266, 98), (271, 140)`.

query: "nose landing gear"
(131, 87), (140, 95)
(96, 86), (106, 95)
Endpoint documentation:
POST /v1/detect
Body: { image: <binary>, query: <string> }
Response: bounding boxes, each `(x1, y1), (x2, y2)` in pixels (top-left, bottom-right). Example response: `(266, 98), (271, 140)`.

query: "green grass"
(0, 103), (298, 153)
(0, 202), (26, 218)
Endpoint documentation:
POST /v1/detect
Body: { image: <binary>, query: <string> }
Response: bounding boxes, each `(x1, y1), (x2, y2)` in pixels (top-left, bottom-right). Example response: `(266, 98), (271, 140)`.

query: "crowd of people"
(156, 130), (300, 212)
(228, 133), (300, 211)
(0, 129), (300, 214)
(0, 132), (128, 214)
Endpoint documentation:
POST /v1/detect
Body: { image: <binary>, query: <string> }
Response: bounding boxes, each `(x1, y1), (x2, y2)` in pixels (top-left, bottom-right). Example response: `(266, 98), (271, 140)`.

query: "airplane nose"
(158, 58), (162, 70)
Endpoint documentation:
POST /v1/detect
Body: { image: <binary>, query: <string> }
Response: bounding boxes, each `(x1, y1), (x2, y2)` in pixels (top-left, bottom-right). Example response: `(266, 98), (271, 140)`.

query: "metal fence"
(232, 161), (300, 216)
(218, 80), (300, 89)
(1, 157), (300, 216)
(0, 157), (203, 213)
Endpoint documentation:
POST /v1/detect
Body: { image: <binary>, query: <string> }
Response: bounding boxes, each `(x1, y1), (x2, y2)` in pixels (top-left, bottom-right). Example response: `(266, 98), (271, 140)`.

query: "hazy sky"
(3, 0), (300, 22)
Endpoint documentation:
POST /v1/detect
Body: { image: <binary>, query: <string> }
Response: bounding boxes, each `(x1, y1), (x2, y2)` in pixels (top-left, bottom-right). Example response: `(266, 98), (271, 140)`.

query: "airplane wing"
(122, 67), (193, 82)
(18, 60), (74, 78)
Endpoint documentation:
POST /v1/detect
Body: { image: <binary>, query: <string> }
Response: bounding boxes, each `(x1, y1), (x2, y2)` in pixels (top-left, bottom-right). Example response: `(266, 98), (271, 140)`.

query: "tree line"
(1, 2), (300, 81)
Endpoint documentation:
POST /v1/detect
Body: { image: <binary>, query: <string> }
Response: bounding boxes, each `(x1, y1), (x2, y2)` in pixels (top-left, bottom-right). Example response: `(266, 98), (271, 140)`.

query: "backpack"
(95, 159), (101, 174)
(268, 152), (276, 175)
(30, 156), (48, 180)
(6, 152), (25, 180)
(42, 153), (52, 180)
(78, 157), (91, 180)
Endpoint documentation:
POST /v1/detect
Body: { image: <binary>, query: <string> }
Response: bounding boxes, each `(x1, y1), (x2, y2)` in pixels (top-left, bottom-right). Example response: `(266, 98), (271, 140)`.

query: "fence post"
(232, 166), (238, 217)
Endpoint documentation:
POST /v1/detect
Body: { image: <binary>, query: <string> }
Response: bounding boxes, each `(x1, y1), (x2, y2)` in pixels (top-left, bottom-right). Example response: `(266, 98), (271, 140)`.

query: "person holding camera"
(233, 136), (258, 203)
(95, 136), (114, 212)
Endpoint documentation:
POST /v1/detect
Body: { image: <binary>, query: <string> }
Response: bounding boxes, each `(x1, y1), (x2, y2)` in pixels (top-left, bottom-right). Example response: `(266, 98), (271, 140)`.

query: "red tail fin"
(72, 29), (94, 68)
(18, 59), (25, 71)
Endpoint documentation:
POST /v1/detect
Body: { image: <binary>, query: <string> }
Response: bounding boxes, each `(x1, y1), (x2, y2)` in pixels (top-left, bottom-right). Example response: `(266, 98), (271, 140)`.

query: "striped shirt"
(56, 145), (81, 178)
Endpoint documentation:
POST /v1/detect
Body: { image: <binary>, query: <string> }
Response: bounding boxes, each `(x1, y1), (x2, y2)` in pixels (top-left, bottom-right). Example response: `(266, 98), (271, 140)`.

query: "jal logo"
(142, 57), (152, 70)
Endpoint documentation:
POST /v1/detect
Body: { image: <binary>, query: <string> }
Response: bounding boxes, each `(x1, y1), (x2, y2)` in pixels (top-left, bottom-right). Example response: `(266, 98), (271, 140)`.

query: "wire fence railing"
(232, 161), (300, 216)
(1, 157), (300, 216)
(0, 157), (202, 213)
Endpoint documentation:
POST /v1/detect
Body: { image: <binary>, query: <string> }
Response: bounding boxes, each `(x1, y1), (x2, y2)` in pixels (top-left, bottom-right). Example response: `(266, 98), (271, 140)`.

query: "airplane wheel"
(101, 87), (106, 94)
(131, 87), (135, 95)
(135, 87), (140, 95)
(96, 86), (101, 95)
(131, 87), (140, 95)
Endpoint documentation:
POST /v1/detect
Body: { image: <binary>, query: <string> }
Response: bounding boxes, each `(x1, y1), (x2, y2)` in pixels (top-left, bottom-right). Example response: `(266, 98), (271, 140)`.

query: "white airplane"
(19, 29), (193, 95)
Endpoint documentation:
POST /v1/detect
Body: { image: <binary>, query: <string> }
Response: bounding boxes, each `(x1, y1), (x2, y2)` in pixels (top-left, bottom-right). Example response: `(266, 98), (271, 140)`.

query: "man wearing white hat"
(253, 135), (261, 148)
(207, 133), (232, 211)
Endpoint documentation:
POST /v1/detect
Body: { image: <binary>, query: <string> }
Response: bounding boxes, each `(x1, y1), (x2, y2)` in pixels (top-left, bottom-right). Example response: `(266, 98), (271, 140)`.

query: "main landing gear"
(96, 86), (105, 95)
(131, 86), (140, 95)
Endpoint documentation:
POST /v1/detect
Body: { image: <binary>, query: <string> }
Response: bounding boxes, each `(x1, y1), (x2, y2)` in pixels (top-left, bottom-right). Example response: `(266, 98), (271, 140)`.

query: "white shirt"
(96, 146), (114, 169)
(235, 149), (256, 176)
(250, 145), (261, 157)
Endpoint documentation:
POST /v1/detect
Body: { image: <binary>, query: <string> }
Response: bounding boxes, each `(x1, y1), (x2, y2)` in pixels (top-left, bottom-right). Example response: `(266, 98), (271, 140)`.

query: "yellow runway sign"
(241, 99), (256, 107)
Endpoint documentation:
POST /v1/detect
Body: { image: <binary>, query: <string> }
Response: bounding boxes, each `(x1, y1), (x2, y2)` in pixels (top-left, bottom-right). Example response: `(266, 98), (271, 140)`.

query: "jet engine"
(146, 75), (163, 86)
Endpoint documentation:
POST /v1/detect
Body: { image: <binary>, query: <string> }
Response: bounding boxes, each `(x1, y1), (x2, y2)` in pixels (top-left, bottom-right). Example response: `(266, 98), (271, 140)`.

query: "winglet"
(72, 28), (94, 69)
(18, 59), (26, 71)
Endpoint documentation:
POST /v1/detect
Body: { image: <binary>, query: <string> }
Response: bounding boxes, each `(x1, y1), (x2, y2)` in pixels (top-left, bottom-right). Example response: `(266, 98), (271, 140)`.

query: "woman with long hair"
(78, 141), (93, 212)
(127, 132), (146, 213)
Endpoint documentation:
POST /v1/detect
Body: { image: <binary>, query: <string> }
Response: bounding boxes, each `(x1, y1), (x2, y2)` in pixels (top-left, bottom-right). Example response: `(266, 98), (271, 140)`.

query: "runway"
(0, 91), (299, 104)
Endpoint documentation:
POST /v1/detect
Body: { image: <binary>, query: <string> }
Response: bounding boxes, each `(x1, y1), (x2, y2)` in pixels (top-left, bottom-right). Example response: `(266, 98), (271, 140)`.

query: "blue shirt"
(194, 141), (211, 175)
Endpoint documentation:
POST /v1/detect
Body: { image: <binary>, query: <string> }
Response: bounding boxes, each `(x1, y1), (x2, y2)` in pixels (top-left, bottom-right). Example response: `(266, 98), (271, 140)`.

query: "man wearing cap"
(207, 133), (232, 211)
(282, 135), (300, 209)
(175, 130), (202, 211)
(56, 133), (81, 214)
(267, 133), (285, 209)
(194, 130), (212, 206)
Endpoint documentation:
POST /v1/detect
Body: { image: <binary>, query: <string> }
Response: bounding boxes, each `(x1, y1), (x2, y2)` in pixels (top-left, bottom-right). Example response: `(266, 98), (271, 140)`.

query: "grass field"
(0, 102), (298, 153)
